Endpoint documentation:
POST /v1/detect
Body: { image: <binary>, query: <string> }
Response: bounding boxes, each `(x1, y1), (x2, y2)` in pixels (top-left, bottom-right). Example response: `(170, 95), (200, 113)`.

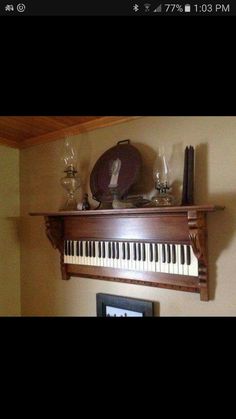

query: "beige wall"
(20, 117), (236, 315)
(0, 145), (21, 316)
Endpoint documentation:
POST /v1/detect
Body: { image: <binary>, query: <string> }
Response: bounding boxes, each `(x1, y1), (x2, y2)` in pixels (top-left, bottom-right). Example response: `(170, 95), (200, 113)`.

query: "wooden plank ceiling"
(0, 116), (139, 149)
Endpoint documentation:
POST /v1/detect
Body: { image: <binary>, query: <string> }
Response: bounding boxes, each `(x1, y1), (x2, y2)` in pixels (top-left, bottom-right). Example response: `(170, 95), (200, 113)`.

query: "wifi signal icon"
(153, 4), (162, 12)
(144, 3), (151, 12)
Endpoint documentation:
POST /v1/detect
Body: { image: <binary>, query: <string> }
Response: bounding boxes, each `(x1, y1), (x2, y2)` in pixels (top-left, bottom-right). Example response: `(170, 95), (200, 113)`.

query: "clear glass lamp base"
(146, 193), (175, 207)
(60, 196), (78, 211)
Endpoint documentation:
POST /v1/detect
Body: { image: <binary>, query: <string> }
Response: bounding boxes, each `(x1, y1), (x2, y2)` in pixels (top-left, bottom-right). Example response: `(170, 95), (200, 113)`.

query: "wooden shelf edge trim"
(30, 205), (224, 217)
(69, 270), (199, 294)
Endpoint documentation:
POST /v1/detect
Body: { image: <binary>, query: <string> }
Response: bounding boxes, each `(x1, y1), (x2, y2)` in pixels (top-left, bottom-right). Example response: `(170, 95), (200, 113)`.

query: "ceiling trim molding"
(19, 116), (141, 149)
(0, 136), (19, 148)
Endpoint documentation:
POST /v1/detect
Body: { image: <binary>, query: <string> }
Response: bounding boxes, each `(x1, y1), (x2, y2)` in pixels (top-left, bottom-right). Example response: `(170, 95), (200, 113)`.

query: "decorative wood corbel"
(188, 210), (208, 301)
(44, 216), (69, 280)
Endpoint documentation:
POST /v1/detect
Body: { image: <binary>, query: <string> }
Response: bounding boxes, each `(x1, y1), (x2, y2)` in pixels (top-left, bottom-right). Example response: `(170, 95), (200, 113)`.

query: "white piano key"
(112, 242), (117, 269)
(117, 241), (121, 268)
(74, 241), (78, 264)
(177, 245), (184, 275)
(68, 241), (72, 264)
(151, 243), (156, 272)
(189, 246), (198, 276)
(72, 240), (77, 264)
(135, 243), (139, 271)
(81, 241), (85, 265)
(93, 241), (98, 266)
(172, 244), (178, 275)
(161, 244), (168, 273)
(66, 241), (70, 263)
(128, 242), (134, 270)
(138, 243), (143, 271)
(166, 244), (171, 274)
(88, 241), (93, 265)
(143, 243), (148, 272)
(131, 242), (136, 271)
(99, 241), (104, 267)
(104, 241), (110, 268)
(183, 245), (189, 276)
(169, 244), (174, 274)
(77, 241), (81, 264)
(155, 244), (160, 273)
(117, 242), (122, 269)
(122, 242), (128, 269)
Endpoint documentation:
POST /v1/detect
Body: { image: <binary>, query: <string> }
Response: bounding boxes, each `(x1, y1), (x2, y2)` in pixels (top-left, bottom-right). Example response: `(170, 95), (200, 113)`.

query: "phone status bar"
(132, 3), (231, 15)
(0, 1), (234, 16)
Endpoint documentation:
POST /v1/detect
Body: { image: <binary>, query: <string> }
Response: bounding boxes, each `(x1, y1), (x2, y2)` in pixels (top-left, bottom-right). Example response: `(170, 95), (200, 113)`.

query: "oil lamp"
(60, 138), (80, 210)
(151, 146), (175, 206)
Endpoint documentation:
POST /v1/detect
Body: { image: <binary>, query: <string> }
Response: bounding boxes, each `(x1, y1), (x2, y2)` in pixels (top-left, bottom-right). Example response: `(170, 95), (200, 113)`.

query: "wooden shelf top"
(30, 205), (224, 217)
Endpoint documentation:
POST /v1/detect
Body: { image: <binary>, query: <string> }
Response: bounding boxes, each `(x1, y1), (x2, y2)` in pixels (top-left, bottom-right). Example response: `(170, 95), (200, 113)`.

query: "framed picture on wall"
(96, 293), (154, 317)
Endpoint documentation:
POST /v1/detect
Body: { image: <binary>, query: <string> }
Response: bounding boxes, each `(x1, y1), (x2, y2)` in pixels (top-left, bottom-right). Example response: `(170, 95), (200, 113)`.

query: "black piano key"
(116, 242), (119, 259)
(167, 244), (171, 264)
(180, 245), (185, 265)
(112, 242), (115, 259)
(64, 241), (67, 255)
(162, 244), (166, 263)
(108, 242), (111, 258)
(80, 241), (83, 257)
(133, 243), (137, 261)
(149, 243), (153, 262)
(142, 243), (146, 261)
(154, 243), (158, 262)
(102, 241), (106, 258)
(98, 241), (101, 258)
(89, 241), (92, 257)
(186, 245), (191, 265)
(92, 241), (96, 257)
(69, 241), (71, 256)
(76, 241), (79, 256)
(127, 243), (130, 260)
(138, 243), (141, 261)
(172, 245), (176, 264)
(122, 242), (126, 259)
(85, 241), (89, 257)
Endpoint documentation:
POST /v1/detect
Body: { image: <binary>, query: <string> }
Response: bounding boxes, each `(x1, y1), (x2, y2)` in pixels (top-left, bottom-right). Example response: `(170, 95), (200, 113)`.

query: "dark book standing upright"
(187, 146), (194, 205)
(181, 146), (194, 205)
(181, 146), (189, 205)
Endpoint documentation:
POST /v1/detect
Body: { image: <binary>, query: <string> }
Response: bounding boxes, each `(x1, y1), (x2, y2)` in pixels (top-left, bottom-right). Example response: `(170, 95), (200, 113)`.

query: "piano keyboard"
(64, 240), (198, 276)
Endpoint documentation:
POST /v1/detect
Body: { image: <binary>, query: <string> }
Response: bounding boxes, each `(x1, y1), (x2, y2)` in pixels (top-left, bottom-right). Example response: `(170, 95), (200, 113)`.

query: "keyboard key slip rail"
(30, 206), (224, 301)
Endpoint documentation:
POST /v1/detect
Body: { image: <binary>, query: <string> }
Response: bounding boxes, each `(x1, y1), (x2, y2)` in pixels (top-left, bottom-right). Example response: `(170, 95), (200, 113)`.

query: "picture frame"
(96, 293), (154, 317)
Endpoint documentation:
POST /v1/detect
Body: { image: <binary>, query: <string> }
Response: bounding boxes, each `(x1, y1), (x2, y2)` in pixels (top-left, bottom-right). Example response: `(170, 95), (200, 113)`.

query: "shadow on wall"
(153, 300), (160, 317)
(207, 193), (235, 300)
(78, 134), (92, 197)
(195, 143), (208, 204)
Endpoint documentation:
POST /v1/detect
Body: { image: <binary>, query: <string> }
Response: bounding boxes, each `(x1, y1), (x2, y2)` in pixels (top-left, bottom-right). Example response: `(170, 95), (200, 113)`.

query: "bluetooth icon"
(133, 4), (139, 12)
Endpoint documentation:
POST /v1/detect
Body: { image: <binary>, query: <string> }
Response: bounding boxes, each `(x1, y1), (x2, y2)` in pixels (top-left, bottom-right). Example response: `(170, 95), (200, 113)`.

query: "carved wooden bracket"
(44, 216), (69, 280)
(188, 210), (208, 301)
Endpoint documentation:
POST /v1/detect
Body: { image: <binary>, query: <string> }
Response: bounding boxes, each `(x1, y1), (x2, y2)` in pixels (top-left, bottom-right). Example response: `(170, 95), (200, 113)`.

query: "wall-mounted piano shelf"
(30, 205), (224, 301)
